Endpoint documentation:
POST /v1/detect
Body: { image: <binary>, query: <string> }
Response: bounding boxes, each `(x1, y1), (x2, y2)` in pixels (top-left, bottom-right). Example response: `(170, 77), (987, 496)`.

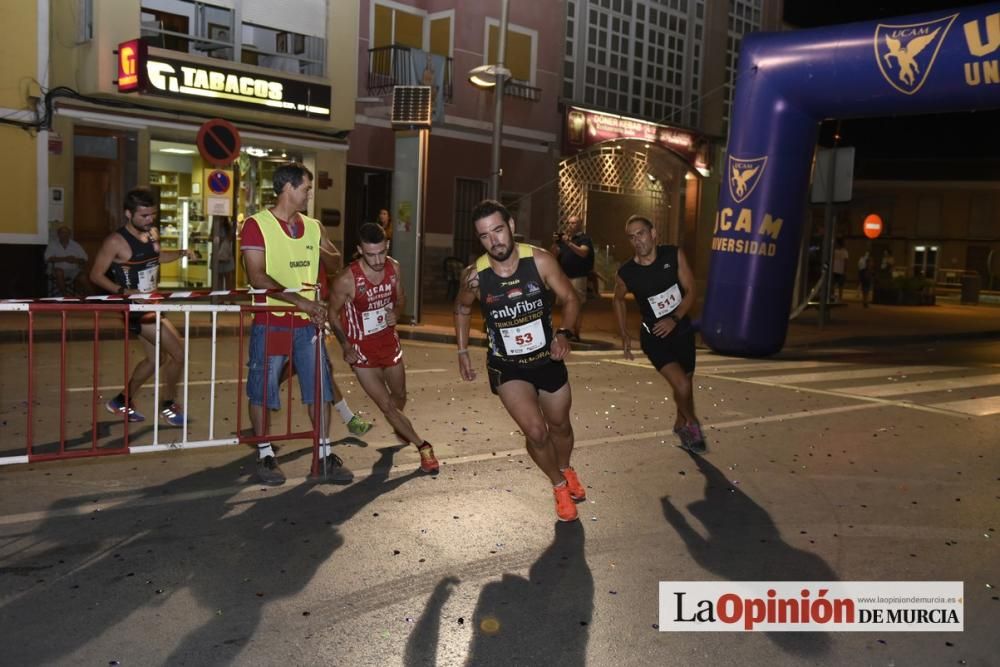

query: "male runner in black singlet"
(613, 214), (705, 453)
(90, 187), (192, 425)
(454, 200), (585, 522)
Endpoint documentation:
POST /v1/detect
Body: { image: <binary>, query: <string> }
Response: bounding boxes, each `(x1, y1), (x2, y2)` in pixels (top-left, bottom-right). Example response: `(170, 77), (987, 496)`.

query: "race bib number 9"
(362, 307), (389, 336)
(500, 319), (546, 356)
(648, 284), (681, 318)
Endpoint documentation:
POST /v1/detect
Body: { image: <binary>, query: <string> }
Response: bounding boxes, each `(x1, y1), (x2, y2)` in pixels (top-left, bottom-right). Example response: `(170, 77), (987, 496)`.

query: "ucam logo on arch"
(728, 155), (767, 204)
(874, 14), (957, 94)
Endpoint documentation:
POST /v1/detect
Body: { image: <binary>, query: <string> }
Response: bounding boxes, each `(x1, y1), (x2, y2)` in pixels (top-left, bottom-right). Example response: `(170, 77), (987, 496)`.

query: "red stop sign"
(863, 214), (883, 239)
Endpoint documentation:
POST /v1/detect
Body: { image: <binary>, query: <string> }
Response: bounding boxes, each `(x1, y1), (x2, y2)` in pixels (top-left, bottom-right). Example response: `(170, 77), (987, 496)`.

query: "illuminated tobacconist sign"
(563, 106), (710, 173)
(116, 40), (331, 119)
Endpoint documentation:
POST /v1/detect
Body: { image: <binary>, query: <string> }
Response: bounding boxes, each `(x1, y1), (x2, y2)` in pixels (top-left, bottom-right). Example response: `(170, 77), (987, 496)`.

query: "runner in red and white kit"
(327, 222), (440, 473)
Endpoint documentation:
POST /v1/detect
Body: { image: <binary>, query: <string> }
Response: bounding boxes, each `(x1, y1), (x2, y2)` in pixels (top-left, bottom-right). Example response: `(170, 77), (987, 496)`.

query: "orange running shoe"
(561, 466), (586, 501)
(553, 483), (579, 522)
(418, 442), (440, 474)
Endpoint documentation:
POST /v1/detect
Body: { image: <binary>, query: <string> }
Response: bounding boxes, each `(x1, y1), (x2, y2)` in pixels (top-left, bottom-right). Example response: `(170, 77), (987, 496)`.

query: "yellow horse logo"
(875, 15), (957, 95)
(728, 155), (767, 204)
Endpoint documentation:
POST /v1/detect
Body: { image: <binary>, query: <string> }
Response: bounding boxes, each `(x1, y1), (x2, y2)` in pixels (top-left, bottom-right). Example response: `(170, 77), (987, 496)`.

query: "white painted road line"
(698, 360), (845, 374)
(848, 373), (1000, 397)
(751, 365), (961, 384)
(932, 395), (1000, 416)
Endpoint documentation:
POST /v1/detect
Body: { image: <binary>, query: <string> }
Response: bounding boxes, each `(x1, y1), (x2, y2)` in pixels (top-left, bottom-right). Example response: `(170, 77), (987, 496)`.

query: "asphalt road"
(0, 338), (997, 665)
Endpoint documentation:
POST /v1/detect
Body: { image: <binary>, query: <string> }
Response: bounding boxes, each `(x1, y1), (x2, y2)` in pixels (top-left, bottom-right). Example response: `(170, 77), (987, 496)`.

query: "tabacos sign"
(116, 39), (331, 118)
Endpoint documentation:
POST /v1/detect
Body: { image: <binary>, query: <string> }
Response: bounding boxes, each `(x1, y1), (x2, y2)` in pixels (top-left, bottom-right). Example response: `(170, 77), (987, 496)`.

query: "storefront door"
(73, 129), (126, 261)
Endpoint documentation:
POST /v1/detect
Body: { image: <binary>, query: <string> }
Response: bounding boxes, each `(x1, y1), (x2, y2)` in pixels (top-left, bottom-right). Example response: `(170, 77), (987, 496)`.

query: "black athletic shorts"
(640, 320), (696, 374)
(125, 311), (157, 336)
(487, 359), (569, 395)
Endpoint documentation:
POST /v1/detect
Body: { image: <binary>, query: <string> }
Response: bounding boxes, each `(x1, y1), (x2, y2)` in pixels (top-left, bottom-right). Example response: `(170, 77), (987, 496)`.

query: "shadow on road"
(0, 444), (418, 665)
(662, 451), (836, 657)
(404, 521), (594, 667)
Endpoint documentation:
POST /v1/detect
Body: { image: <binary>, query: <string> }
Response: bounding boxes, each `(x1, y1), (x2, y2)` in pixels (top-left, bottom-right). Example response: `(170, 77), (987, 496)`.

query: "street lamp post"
(468, 0), (510, 200)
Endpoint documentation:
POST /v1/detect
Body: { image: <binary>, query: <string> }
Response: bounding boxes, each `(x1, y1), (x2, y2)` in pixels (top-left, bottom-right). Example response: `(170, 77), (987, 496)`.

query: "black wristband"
(555, 328), (573, 338)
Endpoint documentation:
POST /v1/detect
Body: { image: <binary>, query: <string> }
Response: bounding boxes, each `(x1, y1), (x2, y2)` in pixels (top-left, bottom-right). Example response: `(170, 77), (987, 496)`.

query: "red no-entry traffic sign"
(863, 214), (883, 239)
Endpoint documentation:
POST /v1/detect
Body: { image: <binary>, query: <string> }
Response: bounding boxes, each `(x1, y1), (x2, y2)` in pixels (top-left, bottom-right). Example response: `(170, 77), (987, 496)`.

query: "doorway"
(911, 244), (938, 280)
(73, 128), (134, 262)
(344, 166), (391, 257)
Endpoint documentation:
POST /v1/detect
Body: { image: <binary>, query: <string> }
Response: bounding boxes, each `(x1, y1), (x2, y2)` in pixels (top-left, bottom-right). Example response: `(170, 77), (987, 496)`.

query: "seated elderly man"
(44, 226), (91, 296)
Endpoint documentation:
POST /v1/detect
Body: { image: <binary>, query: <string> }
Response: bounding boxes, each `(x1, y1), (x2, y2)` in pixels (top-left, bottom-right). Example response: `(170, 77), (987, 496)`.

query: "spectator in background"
(831, 238), (848, 302)
(550, 214), (594, 341)
(213, 219), (236, 294)
(378, 208), (393, 245)
(858, 252), (873, 308)
(880, 249), (895, 275)
(45, 226), (91, 296)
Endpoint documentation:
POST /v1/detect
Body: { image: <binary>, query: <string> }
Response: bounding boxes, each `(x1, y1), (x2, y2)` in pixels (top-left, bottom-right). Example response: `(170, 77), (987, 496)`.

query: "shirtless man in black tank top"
(90, 187), (192, 425)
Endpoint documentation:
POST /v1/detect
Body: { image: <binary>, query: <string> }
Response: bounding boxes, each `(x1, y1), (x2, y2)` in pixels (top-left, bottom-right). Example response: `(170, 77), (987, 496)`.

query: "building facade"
(349, 0), (565, 303)
(0, 0), (358, 296)
(811, 176), (1000, 292)
(559, 0), (783, 287)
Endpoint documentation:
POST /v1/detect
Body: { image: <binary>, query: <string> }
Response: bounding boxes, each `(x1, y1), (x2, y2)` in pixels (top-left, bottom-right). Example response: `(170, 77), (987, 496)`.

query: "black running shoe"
(256, 456), (286, 486)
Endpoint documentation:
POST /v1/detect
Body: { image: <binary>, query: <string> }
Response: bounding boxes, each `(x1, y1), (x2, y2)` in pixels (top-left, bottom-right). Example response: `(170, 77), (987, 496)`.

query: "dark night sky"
(782, 0), (983, 29)
(781, 1), (999, 171)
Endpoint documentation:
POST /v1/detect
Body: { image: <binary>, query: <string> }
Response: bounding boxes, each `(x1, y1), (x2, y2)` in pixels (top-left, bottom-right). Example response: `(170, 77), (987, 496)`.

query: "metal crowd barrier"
(0, 291), (326, 476)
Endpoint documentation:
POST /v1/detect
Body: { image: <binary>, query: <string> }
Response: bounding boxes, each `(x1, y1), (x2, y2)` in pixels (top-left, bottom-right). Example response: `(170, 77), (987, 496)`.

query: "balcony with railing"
(140, 0), (326, 76)
(367, 45), (543, 104)
(368, 45), (453, 101)
(367, 45), (544, 105)
(503, 79), (542, 102)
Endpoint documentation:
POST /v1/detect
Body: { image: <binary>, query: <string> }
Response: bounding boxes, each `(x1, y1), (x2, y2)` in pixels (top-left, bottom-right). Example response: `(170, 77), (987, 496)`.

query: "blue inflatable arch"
(701, 3), (1000, 356)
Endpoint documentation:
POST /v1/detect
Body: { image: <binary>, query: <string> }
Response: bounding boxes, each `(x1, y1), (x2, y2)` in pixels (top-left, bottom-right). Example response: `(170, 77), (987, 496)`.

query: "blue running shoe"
(106, 395), (145, 422)
(161, 402), (188, 427)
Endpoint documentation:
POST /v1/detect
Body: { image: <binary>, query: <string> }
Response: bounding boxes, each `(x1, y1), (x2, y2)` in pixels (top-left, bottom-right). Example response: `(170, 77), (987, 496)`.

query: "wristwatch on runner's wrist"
(555, 328), (573, 339)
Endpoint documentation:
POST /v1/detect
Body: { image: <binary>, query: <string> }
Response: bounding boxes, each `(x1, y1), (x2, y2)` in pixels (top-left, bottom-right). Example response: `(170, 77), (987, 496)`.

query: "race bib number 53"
(648, 284), (681, 318)
(500, 319), (546, 356)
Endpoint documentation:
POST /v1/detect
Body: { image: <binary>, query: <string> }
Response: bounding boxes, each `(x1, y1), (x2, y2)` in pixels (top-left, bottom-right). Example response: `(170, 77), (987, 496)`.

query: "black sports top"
(617, 245), (689, 332)
(477, 244), (555, 367)
(106, 226), (159, 293)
